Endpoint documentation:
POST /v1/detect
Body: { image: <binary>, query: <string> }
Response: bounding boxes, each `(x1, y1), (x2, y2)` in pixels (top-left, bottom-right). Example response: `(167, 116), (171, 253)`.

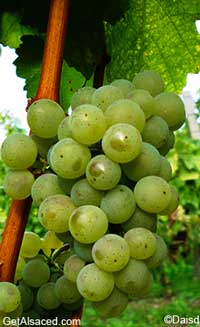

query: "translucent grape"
(70, 104), (107, 145)
(3, 170), (35, 200)
(71, 86), (95, 109)
(132, 70), (164, 96)
(17, 284), (34, 311)
(114, 259), (152, 296)
(158, 156), (172, 181)
(37, 283), (61, 310)
(155, 92), (185, 130)
(64, 254), (85, 282)
(127, 89), (155, 119)
(49, 138), (91, 179)
(42, 231), (63, 256)
(7, 303), (23, 319)
(39, 194), (76, 233)
(142, 116), (169, 149)
(14, 257), (26, 282)
(102, 123), (142, 163)
(159, 130), (175, 156)
(57, 176), (80, 195)
(134, 176), (171, 213)
(74, 240), (93, 262)
(56, 231), (74, 245)
(0, 282), (21, 313)
(111, 79), (134, 96)
(22, 259), (50, 288)
(71, 178), (103, 207)
(100, 185), (136, 224)
(122, 207), (157, 233)
(92, 234), (130, 272)
(57, 116), (72, 140)
(124, 227), (157, 259)
(93, 287), (128, 318)
(1, 133), (37, 169)
(86, 154), (121, 190)
(122, 142), (161, 181)
(20, 231), (42, 258)
(104, 99), (145, 132)
(31, 173), (64, 206)
(31, 135), (57, 158)
(27, 99), (65, 138)
(91, 85), (124, 112)
(77, 263), (114, 301)
(145, 235), (168, 268)
(55, 276), (82, 304)
(69, 205), (108, 243)
(159, 186), (179, 215)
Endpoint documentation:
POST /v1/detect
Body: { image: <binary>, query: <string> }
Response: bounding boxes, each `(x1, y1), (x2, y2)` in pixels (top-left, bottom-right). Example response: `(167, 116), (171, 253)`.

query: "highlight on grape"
(0, 70), (185, 321)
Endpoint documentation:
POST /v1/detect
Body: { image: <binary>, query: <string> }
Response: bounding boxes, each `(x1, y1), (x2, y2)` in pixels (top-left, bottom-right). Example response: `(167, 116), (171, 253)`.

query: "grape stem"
(0, 0), (69, 282)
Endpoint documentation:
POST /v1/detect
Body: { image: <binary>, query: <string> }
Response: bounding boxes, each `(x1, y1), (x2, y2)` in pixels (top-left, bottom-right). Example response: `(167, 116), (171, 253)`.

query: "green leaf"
(106, 0), (200, 92)
(0, 12), (35, 48)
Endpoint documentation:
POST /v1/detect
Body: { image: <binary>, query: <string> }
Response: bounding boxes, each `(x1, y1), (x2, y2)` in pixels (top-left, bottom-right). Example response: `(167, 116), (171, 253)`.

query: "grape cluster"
(0, 70), (185, 321)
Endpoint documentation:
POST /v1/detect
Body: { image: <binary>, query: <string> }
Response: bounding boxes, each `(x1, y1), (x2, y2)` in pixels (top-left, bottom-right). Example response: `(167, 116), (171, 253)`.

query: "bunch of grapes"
(0, 70), (185, 321)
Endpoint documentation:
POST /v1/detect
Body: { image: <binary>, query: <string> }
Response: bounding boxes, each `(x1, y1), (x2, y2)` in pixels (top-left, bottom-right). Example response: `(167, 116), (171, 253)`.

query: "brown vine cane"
(0, 0), (69, 285)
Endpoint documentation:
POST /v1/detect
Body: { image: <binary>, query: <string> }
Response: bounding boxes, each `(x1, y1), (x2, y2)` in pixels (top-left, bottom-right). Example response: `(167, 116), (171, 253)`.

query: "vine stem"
(0, 0), (69, 282)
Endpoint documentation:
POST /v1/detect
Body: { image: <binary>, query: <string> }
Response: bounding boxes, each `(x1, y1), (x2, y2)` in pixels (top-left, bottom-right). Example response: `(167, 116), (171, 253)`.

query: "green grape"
(105, 99), (145, 132)
(145, 235), (168, 268)
(49, 272), (62, 283)
(70, 104), (107, 145)
(69, 205), (108, 243)
(57, 116), (72, 140)
(71, 178), (103, 207)
(63, 254), (85, 283)
(100, 185), (136, 224)
(122, 142), (161, 181)
(37, 283), (61, 310)
(127, 89), (155, 119)
(1, 133), (38, 169)
(93, 287), (128, 318)
(32, 298), (49, 317)
(132, 70), (164, 96)
(55, 276), (82, 304)
(124, 227), (157, 259)
(39, 194), (76, 233)
(42, 231), (63, 256)
(158, 156), (172, 181)
(114, 259), (152, 296)
(92, 234), (130, 272)
(74, 240), (93, 262)
(7, 303), (23, 319)
(22, 259), (50, 288)
(86, 154), (121, 190)
(56, 231), (74, 245)
(57, 176), (80, 195)
(138, 272), (153, 297)
(0, 282), (21, 313)
(20, 231), (42, 258)
(134, 176), (171, 213)
(62, 298), (83, 311)
(27, 99), (65, 138)
(142, 116), (169, 149)
(111, 79), (134, 97)
(31, 134), (57, 158)
(155, 92), (185, 130)
(71, 86), (96, 109)
(31, 173), (64, 206)
(91, 85), (124, 112)
(122, 207), (157, 233)
(4, 170), (34, 200)
(159, 186), (179, 215)
(77, 263), (114, 301)
(159, 130), (175, 156)
(14, 257), (26, 282)
(49, 138), (91, 179)
(102, 123), (142, 163)
(17, 284), (34, 311)
(54, 249), (72, 267)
